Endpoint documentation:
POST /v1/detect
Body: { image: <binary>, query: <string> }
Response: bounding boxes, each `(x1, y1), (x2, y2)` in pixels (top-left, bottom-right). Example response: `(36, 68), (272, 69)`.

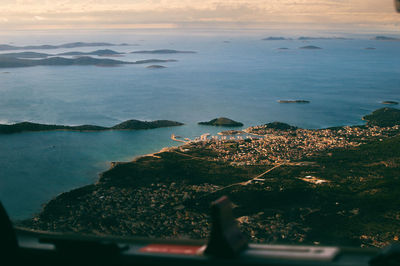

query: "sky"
(0, 0), (399, 32)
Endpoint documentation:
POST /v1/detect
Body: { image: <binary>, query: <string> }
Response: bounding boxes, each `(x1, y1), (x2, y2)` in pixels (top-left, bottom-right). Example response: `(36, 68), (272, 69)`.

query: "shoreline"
(20, 107), (400, 247)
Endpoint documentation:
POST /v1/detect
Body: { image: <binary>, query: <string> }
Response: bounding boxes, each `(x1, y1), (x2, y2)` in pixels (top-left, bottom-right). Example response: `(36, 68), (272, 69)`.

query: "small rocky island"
(262, 37), (291, 41)
(381, 101), (398, 105)
(0, 120), (183, 134)
(278, 100), (310, 103)
(299, 46), (322, 50)
(146, 65), (167, 69)
(198, 117), (243, 127)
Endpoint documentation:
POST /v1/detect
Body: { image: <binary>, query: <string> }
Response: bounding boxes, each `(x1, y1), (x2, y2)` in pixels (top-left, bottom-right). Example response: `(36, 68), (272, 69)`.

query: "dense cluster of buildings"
(188, 125), (400, 165)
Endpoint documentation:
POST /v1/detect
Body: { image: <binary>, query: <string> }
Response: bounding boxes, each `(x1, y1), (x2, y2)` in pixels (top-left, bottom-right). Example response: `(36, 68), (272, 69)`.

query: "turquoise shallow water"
(0, 31), (399, 219)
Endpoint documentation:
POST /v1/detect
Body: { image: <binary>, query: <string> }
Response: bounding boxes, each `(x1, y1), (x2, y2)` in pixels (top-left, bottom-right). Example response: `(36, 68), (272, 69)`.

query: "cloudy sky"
(0, 0), (399, 31)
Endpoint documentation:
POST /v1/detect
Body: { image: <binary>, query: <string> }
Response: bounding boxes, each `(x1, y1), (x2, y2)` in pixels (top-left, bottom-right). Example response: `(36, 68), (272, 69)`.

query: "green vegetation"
(21, 108), (400, 247)
(363, 107), (400, 127)
(264, 122), (298, 130)
(198, 117), (243, 127)
(0, 120), (183, 134)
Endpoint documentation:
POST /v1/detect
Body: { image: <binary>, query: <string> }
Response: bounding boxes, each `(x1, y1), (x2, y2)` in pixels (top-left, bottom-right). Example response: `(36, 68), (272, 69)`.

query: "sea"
(0, 29), (399, 220)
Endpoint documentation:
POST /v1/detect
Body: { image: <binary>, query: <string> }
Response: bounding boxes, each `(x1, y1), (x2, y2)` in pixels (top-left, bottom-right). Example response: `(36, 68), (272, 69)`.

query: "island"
(198, 117), (243, 127)
(0, 52), (50, 58)
(277, 48), (289, 50)
(0, 42), (127, 51)
(299, 46), (322, 50)
(362, 107), (400, 127)
(146, 65), (167, 69)
(57, 49), (124, 57)
(298, 37), (349, 40)
(22, 108), (400, 248)
(371, 36), (400, 41)
(364, 47), (376, 50)
(0, 56), (177, 68)
(278, 100), (310, 103)
(381, 101), (398, 105)
(131, 49), (196, 54)
(262, 37), (291, 41)
(0, 120), (184, 134)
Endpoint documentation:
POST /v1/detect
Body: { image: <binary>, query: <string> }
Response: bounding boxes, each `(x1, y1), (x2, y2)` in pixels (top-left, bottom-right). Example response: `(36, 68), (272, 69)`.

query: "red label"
(139, 244), (204, 255)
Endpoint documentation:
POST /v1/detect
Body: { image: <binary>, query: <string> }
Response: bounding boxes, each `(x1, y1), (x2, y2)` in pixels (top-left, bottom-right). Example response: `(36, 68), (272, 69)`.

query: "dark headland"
(23, 108), (400, 248)
(362, 107), (400, 127)
(0, 120), (183, 134)
(198, 117), (243, 127)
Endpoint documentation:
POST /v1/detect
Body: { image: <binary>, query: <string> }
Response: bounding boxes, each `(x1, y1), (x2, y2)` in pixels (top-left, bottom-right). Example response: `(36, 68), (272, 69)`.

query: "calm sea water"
(0, 30), (399, 220)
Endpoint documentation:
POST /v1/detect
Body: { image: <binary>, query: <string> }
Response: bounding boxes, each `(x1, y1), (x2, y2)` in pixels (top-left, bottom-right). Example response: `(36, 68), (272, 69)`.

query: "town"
(175, 124), (400, 166)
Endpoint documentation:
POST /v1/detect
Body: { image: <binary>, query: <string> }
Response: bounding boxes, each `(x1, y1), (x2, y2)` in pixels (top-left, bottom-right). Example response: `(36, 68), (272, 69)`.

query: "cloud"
(0, 0), (398, 30)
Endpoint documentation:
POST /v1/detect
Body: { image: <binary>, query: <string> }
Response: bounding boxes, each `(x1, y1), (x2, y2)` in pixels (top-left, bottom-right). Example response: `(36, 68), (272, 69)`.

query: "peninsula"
(0, 120), (183, 134)
(362, 107), (400, 127)
(198, 117), (243, 127)
(23, 108), (400, 248)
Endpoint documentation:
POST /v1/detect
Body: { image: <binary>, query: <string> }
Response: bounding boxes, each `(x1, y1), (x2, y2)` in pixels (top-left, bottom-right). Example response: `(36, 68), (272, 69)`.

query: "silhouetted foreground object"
(0, 202), (18, 262)
(198, 118), (243, 127)
(370, 244), (400, 266)
(205, 196), (248, 258)
(0, 120), (183, 134)
(363, 108), (400, 127)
